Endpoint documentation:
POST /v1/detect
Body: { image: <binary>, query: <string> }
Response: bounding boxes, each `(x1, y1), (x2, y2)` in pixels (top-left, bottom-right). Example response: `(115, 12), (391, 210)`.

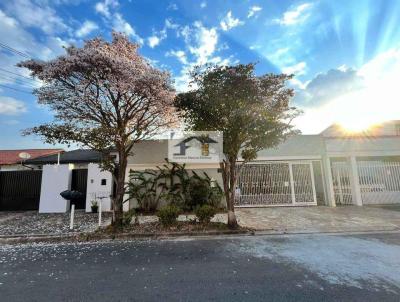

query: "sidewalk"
(234, 205), (400, 233)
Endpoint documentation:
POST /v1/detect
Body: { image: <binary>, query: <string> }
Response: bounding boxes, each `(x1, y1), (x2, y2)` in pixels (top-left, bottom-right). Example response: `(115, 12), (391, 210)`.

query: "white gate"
(357, 161), (400, 204)
(235, 161), (317, 207)
(331, 161), (353, 205)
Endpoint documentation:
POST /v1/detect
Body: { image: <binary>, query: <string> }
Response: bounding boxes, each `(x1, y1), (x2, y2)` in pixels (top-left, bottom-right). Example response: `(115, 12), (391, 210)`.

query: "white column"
(289, 163), (296, 204)
(348, 156), (363, 206)
(322, 156), (336, 207)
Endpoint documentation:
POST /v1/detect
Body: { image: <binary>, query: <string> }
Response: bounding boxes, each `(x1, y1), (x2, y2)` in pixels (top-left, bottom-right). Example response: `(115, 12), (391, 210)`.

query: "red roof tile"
(0, 149), (64, 165)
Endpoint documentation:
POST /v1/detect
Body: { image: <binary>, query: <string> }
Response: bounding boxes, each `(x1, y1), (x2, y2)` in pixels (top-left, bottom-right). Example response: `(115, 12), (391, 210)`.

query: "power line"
(0, 42), (31, 59)
(0, 74), (38, 89)
(0, 67), (40, 83)
(0, 83), (32, 94)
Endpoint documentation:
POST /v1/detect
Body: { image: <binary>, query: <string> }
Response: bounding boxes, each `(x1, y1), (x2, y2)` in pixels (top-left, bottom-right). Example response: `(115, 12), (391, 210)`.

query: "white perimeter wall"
(39, 164), (73, 213)
(86, 163), (113, 212)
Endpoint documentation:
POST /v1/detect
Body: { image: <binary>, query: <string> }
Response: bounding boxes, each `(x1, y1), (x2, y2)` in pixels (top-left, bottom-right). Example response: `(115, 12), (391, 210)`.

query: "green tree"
(175, 63), (300, 228)
(18, 32), (176, 227)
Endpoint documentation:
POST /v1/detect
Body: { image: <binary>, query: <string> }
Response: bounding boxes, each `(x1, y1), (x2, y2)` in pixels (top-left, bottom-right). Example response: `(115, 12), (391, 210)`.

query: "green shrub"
(188, 178), (210, 209)
(195, 204), (217, 224)
(209, 186), (224, 208)
(122, 208), (136, 227)
(157, 205), (181, 226)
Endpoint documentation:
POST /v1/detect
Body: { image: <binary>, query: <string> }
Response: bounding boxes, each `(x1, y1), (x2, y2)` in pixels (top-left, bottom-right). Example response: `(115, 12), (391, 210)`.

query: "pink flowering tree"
(18, 32), (176, 227)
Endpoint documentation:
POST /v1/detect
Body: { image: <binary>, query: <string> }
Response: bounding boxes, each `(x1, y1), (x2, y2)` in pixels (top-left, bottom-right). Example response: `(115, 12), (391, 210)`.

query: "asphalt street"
(1, 232), (400, 301)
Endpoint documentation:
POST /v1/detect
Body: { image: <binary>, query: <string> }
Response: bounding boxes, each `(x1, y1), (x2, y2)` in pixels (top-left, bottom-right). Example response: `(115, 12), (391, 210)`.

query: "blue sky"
(1, 0), (400, 149)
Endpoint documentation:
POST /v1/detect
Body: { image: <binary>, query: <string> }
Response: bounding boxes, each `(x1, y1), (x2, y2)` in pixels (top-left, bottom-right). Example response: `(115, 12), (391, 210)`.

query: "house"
(0, 149), (63, 171)
(1, 121), (400, 213)
(126, 121), (400, 209)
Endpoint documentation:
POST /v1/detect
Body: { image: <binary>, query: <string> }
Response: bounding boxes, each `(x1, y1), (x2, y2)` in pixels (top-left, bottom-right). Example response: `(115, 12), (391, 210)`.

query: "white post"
(289, 163), (296, 205)
(70, 204), (75, 230)
(98, 199), (102, 227)
(322, 156), (336, 207)
(348, 156), (363, 206)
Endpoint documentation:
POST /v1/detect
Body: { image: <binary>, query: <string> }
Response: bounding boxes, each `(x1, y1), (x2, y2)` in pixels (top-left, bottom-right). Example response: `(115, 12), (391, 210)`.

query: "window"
(101, 179), (107, 186)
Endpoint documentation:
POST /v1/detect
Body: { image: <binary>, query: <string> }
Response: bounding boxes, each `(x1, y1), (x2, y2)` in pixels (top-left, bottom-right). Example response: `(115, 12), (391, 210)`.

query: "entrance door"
(71, 169), (88, 209)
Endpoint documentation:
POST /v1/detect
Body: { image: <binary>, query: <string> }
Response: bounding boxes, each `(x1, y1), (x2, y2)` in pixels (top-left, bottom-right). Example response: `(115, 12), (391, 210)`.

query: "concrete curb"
(0, 229), (250, 245)
(2, 227), (400, 245)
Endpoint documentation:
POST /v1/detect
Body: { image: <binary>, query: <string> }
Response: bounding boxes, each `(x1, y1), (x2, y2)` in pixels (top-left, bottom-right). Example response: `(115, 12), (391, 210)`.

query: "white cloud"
(166, 50), (188, 64)
(0, 9), (68, 90)
(75, 20), (99, 38)
(0, 97), (27, 115)
(200, 1), (207, 9)
(94, 1), (143, 44)
(95, 0), (119, 18)
(113, 13), (143, 44)
(294, 67), (364, 106)
(167, 3), (178, 11)
(148, 36), (161, 48)
(295, 46), (400, 133)
(247, 6), (262, 18)
(189, 22), (218, 65)
(166, 21), (234, 91)
(5, 0), (69, 34)
(147, 28), (167, 48)
(220, 11), (244, 31)
(276, 3), (313, 26)
(165, 18), (179, 30)
(282, 62), (307, 75)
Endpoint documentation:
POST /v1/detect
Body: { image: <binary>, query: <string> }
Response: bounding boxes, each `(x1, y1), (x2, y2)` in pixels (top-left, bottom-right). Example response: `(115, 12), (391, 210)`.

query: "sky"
(0, 0), (400, 149)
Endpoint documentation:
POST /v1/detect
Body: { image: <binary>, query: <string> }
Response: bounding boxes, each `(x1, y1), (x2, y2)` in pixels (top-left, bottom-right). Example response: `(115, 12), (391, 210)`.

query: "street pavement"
(1, 232), (400, 301)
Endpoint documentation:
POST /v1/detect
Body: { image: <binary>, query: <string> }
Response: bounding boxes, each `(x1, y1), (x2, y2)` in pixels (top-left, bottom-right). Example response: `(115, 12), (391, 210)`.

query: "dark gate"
(71, 169), (88, 209)
(0, 170), (42, 211)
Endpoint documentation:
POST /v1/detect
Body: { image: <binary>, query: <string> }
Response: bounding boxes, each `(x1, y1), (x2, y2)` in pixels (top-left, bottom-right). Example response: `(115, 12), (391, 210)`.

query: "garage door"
(0, 170), (42, 211)
(234, 161), (317, 207)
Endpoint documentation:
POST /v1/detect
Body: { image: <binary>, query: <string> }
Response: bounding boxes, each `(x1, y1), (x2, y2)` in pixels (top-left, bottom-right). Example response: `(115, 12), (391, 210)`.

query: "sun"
(339, 120), (375, 133)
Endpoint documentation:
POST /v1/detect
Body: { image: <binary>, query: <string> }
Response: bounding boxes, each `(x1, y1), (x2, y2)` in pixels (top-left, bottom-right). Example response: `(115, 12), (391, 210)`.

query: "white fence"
(235, 161), (317, 207)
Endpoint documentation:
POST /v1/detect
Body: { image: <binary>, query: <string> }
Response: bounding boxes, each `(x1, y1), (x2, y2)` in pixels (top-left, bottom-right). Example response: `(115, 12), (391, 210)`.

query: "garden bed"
(96, 221), (249, 236)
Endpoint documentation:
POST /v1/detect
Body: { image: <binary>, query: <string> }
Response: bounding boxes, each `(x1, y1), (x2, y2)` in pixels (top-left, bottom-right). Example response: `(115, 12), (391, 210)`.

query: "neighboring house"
(1, 121), (400, 213)
(23, 149), (113, 213)
(0, 149), (63, 171)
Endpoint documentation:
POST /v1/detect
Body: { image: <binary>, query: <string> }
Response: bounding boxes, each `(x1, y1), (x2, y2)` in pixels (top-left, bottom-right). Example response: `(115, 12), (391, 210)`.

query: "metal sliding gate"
(331, 161), (353, 205)
(0, 170), (42, 211)
(357, 161), (400, 204)
(234, 161), (317, 207)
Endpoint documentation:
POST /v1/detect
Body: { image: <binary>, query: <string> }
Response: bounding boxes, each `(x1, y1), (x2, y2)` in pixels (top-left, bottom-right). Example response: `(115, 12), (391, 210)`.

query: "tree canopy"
(175, 63), (300, 227)
(18, 32), (177, 226)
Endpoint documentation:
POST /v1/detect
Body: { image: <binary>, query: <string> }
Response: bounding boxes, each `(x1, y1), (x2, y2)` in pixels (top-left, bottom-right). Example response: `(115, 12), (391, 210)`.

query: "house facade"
(126, 121), (400, 209)
(1, 121), (400, 212)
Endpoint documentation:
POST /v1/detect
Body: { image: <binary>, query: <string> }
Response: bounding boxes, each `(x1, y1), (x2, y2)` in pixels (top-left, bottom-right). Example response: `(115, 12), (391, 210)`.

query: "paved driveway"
(235, 206), (400, 233)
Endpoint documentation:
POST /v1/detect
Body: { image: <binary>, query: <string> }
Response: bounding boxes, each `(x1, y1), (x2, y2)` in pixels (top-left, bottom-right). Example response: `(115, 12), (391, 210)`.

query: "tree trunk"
(220, 159), (238, 229)
(112, 152), (127, 228)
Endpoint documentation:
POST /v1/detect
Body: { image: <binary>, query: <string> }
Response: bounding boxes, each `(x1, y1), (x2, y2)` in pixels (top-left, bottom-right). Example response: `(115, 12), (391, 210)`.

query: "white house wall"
(324, 137), (400, 157)
(86, 163), (113, 212)
(39, 164), (73, 213)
